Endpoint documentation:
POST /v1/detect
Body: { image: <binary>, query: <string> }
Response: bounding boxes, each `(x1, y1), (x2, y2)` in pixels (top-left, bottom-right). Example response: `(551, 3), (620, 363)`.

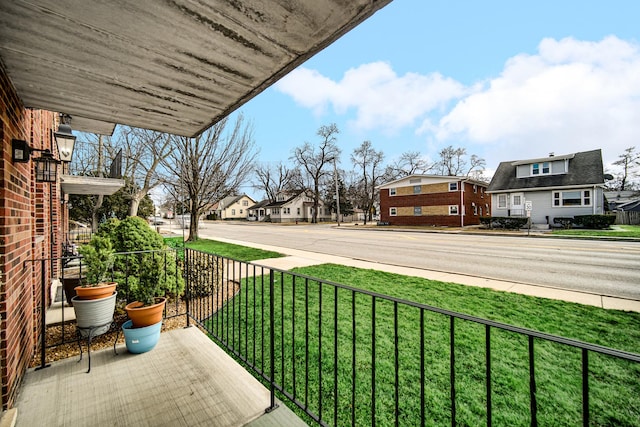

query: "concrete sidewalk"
(210, 236), (640, 313)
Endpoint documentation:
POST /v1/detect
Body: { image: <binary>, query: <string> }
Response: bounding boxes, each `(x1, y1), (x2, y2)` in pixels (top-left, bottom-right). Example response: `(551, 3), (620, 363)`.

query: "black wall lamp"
(11, 119), (76, 183)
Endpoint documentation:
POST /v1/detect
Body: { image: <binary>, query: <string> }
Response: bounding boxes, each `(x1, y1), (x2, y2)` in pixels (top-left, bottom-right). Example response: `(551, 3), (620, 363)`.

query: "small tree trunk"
(129, 195), (141, 217)
(188, 209), (200, 241)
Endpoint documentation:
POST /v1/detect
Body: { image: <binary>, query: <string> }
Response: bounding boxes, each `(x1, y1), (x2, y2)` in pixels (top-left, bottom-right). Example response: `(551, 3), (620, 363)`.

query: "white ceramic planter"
(71, 291), (117, 338)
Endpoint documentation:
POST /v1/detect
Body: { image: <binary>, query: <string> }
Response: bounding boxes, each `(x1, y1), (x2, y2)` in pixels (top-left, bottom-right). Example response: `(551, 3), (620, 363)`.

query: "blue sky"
(233, 0), (640, 187)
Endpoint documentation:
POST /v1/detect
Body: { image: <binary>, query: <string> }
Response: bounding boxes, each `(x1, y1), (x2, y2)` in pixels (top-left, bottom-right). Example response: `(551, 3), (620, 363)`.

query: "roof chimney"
(549, 152), (554, 157)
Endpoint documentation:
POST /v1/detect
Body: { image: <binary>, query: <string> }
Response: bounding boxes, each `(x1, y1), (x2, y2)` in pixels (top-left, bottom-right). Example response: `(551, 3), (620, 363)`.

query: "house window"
(449, 182), (458, 191)
(414, 206), (422, 216)
(413, 185), (421, 194)
(390, 188), (396, 196)
(232, 209), (236, 215)
(532, 162), (550, 175)
(297, 208), (300, 215)
(242, 200), (248, 206)
(473, 184), (477, 193)
(553, 190), (592, 207)
(390, 207), (397, 216)
(240, 209), (243, 214)
(449, 205), (459, 215)
(498, 194), (507, 208)
(473, 203), (478, 215)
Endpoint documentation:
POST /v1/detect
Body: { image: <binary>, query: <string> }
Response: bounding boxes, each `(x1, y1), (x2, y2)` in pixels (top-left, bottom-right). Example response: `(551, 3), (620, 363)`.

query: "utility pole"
(333, 157), (340, 226)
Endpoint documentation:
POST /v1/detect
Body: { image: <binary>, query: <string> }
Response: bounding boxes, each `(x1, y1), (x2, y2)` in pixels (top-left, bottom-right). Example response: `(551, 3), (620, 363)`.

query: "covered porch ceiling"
(0, 0), (392, 137)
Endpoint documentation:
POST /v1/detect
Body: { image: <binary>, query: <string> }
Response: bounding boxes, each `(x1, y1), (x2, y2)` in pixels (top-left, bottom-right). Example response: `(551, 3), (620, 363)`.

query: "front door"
(511, 192), (524, 216)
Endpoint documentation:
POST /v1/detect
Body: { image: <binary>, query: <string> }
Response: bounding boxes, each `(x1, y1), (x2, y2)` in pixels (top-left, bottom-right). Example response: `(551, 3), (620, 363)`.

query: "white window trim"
(552, 189), (592, 207)
(449, 182), (458, 191)
(497, 194), (507, 208)
(531, 162), (551, 176)
(449, 205), (459, 215)
(390, 207), (397, 216)
(390, 188), (397, 196)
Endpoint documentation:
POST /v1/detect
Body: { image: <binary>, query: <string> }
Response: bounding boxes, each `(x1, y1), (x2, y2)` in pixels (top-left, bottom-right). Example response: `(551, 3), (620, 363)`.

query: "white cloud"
(436, 36), (640, 162)
(275, 61), (465, 132)
(275, 36), (640, 169)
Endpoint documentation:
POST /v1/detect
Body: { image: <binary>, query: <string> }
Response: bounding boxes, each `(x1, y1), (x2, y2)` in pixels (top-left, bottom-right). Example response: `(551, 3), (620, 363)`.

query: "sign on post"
(525, 201), (532, 217)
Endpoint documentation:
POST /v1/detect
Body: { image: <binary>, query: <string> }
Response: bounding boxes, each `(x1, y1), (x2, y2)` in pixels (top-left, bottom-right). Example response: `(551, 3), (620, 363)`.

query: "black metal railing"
(35, 248), (185, 368)
(184, 248), (640, 427)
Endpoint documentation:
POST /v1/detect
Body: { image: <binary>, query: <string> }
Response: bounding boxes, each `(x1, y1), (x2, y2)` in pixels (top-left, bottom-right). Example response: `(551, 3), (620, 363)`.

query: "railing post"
(265, 269), (278, 413)
(36, 259), (50, 370)
(185, 248), (190, 328)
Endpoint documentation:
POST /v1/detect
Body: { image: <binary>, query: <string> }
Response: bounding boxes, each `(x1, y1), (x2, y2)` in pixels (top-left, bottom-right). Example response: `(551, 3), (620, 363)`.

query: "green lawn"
(164, 237), (283, 261)
(207, 263), (640, 427)
(552, 225), (640, 238)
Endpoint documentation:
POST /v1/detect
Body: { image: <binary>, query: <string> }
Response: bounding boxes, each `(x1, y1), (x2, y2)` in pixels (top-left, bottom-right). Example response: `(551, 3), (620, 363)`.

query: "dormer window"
(532, 162), (550, 176)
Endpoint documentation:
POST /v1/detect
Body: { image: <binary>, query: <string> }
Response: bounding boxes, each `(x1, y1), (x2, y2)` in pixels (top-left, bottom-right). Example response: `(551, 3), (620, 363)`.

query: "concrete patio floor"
(14, 326), (307, 427)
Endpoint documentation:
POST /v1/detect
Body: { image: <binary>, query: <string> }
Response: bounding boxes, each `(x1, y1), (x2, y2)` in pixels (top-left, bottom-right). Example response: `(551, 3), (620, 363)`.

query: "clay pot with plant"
(75, 236), (117, 299)
(125, 253), (167, 328)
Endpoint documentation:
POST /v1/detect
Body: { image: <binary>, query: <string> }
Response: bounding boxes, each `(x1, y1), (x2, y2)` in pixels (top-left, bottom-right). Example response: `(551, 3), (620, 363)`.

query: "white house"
(487, 150), (606, 226)
(215, 195), (255, 220)
(265, 191), (332, 223)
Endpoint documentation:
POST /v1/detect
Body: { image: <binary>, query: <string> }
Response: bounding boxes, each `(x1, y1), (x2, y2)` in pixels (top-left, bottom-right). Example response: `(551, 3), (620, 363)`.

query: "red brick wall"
(379, 181), (491, 226)
(0, 63), (62, 409)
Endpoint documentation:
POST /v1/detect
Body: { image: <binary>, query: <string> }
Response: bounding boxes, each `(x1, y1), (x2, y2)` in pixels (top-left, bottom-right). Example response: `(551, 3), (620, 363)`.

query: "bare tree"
(291, 124), (341, 223)
(612, 146), (639, 191)
(253, 161), (297, 202)
(351, 141), (384, 224)
(381, 150), (432, 182)
(162, 114), (258, 241)
(435, 146), (485, 177)
(105, 127), (172, 217)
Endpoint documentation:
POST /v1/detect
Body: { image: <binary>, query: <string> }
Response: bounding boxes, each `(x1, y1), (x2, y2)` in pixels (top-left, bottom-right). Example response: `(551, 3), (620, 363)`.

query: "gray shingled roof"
(487, 149), (604, 192)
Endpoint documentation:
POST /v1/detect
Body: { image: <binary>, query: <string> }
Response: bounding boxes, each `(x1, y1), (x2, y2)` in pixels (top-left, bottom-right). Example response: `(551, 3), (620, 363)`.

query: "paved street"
(165, 221), (640, 301)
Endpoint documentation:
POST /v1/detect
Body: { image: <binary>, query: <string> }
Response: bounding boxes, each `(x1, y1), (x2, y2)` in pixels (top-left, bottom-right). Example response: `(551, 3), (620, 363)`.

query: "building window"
(390, 207), (397, 216)
(240, 209), (243, 214)
(449, 182), (458, 191)
(498, 194), (507, 208)
(553, 190), (592, 207)
(473, 203), (477, 215)
(413, 185), (421, 194)
(232, 209), (236, 215)
(449, 205), (459, 215)
(242, 200), (248, 206)
(390, 188), (396, 196)
(473, 184), (477, 193)
(532, 162), (550, 175)
(414, 206), (422, 216)
(297, 207), (300, 215)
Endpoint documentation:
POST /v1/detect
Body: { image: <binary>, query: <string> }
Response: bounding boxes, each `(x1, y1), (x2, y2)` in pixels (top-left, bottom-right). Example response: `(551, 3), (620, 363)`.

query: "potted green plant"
(124, 252), (167, 328)
(75, 236), (117, 299)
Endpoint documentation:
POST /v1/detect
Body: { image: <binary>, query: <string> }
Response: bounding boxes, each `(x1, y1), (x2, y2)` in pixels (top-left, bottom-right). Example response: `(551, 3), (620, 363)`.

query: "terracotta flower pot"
(74, 282), (117, 300)
(125, 297), (167, 328)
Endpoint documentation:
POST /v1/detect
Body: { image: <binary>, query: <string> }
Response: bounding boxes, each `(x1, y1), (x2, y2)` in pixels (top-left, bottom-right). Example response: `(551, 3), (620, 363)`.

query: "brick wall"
(0, 62), (62, 409)
(380, 181), (492, 226)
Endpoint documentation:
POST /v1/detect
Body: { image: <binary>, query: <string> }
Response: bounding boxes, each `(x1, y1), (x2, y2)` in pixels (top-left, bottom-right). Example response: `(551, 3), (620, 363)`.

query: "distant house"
(215, 195), (255, 220)
(247, 199), (272, 221)
(605, 190), (640, 212)
(377, 175), (490, 227)
(487, 149), (606, 226)
(266, 191), (332, 223)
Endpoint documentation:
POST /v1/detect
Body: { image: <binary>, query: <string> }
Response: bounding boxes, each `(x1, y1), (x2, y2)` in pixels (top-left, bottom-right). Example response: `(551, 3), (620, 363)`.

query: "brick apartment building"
(378, 175), (490, 227)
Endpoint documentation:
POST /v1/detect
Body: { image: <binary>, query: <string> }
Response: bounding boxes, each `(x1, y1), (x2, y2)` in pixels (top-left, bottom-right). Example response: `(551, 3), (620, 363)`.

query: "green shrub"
(573, 214), (616, 229)
(77, 235), (115, 285)
(553, 217), (574, 229)
(479, 216), (493, 228)
(491, 217), (529, 230)
(99, 216), (184, 300)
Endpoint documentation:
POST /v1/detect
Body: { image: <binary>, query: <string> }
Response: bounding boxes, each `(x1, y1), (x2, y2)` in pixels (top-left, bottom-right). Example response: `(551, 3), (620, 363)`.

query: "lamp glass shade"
(54, 124), (76, 163)
(35, 154), (58, 183)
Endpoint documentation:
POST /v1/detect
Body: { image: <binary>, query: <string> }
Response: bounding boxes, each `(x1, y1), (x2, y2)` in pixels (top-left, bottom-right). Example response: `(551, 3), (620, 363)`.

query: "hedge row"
(553, 215), (616, 230)
(479, 216), (529, 230)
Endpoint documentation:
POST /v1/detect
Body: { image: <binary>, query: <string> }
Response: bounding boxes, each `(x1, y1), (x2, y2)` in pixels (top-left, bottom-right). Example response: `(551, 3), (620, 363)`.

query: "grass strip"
(206, 263), (640, 426)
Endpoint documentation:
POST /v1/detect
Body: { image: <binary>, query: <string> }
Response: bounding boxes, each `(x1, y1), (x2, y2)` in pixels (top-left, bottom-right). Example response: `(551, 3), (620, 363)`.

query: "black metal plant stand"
(75, 321), (119, 373)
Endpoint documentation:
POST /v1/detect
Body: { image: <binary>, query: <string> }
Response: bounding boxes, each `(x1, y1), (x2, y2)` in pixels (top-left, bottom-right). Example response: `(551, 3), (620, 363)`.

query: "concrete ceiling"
(0, 0), (392, 137)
